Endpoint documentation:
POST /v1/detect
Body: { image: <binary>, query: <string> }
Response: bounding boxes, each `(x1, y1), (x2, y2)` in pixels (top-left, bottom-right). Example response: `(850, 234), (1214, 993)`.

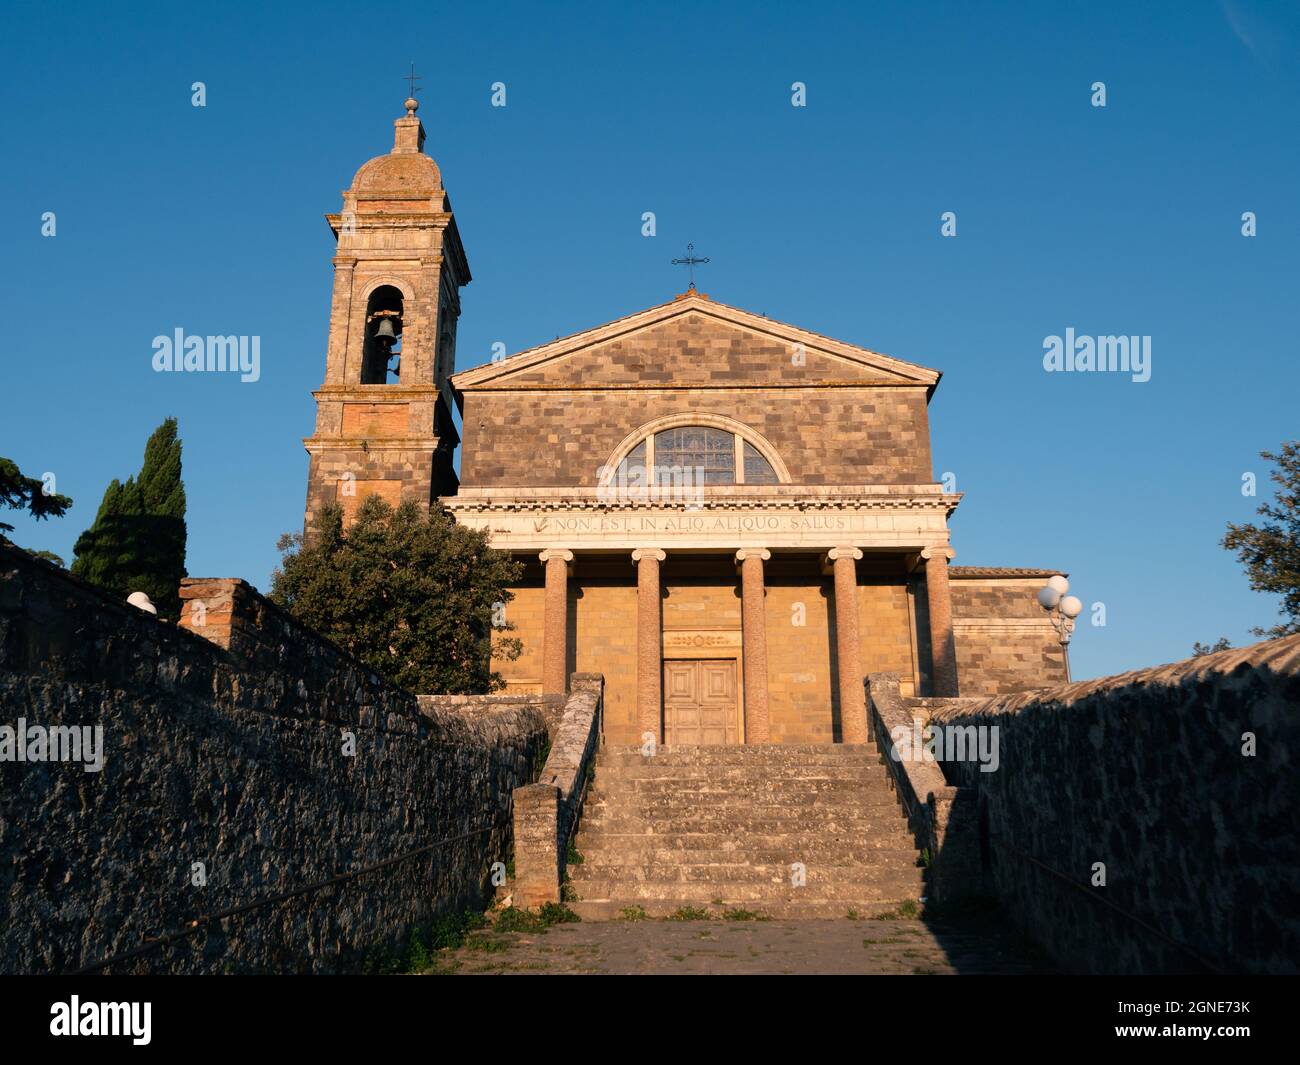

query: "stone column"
(827, 547), (868, 744)
(735, 549), (772, 744)
(632, 549), (666, 741)
(539, 549), (574, 696)
(922, 547), (959, 697)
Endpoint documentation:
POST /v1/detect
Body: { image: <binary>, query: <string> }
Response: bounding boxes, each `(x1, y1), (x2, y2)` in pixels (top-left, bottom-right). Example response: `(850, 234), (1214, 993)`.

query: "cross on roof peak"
(671, 242), (710, 292)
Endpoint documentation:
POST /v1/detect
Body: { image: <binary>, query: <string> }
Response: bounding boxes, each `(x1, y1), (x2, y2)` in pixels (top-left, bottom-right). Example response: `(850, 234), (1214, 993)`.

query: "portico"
(445, 482), (964, 744)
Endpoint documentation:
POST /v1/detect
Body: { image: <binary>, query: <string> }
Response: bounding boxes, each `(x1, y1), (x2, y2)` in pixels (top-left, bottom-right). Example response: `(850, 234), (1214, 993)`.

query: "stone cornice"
(312, 385), (446, 399)
(459, 382), (934, 393)
(303, 437), (442, 453)
(443, 485), (961, 515)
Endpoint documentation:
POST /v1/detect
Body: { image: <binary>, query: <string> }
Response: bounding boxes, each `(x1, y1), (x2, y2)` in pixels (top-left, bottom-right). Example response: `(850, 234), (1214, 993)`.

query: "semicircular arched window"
(611, 425), (780, 487)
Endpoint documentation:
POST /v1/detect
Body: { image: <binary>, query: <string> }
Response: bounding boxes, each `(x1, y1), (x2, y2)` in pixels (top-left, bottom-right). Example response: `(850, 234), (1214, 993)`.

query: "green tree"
(71, 418), (187, 617)
(1191, 637), (1232, 657)
(1222, 440), (1300, 639)
(271, 496), (522, 693)
(0, 456), (72, 536)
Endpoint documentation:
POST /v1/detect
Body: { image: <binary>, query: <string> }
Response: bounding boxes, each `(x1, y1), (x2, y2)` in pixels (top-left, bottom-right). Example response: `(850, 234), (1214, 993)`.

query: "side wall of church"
(459, 386), (933, 487)
(950, 576), (1070, 695)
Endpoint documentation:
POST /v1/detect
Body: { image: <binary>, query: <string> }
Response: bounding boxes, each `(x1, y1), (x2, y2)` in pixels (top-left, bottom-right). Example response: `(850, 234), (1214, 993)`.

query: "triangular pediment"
(452, 293), (940, 392)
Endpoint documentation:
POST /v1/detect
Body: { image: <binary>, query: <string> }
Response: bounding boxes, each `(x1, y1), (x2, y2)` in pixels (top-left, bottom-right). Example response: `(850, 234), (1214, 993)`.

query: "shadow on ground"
(420, 898), (1054, 976)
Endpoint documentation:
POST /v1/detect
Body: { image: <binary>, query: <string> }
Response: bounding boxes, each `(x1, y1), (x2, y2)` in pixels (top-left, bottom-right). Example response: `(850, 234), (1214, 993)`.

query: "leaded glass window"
(614, 439), (648, 488)
(742, 441), (779, 484)
(654, 427), (736, 486)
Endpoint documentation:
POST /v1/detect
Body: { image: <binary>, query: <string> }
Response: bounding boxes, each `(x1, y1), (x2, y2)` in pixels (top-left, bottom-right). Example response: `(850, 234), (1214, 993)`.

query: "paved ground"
(426, 912), (1050, 975)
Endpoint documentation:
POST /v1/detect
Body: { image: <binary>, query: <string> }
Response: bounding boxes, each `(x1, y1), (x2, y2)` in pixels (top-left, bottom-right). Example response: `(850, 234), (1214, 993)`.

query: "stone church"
(303, 98), (1068, 746)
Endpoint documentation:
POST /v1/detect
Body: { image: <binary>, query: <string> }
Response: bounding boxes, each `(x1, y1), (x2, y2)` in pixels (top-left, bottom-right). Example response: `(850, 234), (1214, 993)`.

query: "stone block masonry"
(0, 545), (549, 974)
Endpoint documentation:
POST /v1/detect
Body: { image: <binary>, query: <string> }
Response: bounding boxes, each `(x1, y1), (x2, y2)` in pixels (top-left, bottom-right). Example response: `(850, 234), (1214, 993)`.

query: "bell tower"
(303, 94), (469, 531)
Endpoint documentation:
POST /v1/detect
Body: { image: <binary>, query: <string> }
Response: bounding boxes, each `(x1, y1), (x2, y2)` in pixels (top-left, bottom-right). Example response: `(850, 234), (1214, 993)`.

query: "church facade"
(304, 100), (1069, 746)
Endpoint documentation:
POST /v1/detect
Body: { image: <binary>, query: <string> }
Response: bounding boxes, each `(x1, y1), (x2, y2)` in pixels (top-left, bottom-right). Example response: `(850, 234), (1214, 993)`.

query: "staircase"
(565, 743), (926, 919)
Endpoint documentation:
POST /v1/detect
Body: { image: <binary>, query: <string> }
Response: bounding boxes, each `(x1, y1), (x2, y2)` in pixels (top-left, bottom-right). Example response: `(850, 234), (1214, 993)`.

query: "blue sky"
(2, 0), (1297, 680)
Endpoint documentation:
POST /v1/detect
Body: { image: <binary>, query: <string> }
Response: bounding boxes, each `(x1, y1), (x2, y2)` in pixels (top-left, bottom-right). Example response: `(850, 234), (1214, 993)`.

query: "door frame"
(661, 629), (745, 743)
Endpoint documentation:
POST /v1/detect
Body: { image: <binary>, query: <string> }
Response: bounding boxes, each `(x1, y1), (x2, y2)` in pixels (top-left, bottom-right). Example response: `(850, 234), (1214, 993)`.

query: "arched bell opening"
(361, 285), (404, 384)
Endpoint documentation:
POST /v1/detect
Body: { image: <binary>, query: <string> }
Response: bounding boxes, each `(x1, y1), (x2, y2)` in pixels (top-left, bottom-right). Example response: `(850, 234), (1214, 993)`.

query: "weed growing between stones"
(873, 899), (921, 921)
(721, 907), (771, 921)
(363, 908), (487, 974)
(492, 903), (580, 933)
(668, 906), (712, 921)
(619, 906), (648, 921)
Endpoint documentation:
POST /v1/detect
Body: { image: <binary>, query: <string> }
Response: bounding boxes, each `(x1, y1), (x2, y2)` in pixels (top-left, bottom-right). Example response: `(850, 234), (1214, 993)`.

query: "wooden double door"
(663, 659), (739, 745)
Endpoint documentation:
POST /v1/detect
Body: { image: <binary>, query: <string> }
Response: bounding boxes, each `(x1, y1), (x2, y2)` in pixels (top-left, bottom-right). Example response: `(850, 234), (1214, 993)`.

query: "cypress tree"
(71, 418), (187, 618)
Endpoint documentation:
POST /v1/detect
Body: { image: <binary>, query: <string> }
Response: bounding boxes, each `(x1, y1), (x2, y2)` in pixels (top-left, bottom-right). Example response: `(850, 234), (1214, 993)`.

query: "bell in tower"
(302, 89), (470, 532)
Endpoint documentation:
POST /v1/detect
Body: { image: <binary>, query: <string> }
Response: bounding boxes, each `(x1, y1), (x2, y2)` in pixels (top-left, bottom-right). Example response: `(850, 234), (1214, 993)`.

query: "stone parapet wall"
(0, 545), (547, 974)
(866, 674), (980, 903)
(929, 636), (1300, 973)
(513, 673), (604, 907)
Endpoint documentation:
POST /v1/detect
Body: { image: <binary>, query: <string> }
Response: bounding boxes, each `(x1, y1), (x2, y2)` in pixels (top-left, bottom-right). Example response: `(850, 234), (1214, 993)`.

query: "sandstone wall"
(929, 637), (1300, 973)
(460, 386), (932, 488)
(0, 546), (548, 975)
(949, 572), (1068, 695)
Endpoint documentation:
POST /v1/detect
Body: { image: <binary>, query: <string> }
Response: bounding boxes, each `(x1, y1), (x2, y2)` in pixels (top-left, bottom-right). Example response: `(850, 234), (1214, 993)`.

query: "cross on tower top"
(671, 242), (710, 291)
(403, 63), (422, 113)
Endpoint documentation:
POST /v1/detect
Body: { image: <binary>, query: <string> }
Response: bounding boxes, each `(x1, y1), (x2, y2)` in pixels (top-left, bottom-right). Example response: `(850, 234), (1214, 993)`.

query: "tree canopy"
(271, 496), (522, 694)
(1222, 440), (1300, 639)
(0, 456), (72, 536)
(71, 418), (187, 617)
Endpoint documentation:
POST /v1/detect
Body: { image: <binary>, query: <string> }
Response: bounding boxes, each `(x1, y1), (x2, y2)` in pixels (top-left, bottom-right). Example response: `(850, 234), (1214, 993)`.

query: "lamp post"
(1037, 574), (1083, 683)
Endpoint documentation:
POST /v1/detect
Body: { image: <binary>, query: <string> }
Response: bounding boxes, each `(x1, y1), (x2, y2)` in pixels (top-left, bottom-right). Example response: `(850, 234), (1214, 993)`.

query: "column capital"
(631, 548), (667, 563)
(539, 548), (575, 564)
(920, 546), (956, 562)
(823, 546), (863, 573)
(734, 548), (771, 565)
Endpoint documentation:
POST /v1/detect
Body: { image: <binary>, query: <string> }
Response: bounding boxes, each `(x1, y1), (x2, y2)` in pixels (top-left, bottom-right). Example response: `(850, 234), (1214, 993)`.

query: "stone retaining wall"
(928, 636), (1300, 974)
(0, 546), (548, 974)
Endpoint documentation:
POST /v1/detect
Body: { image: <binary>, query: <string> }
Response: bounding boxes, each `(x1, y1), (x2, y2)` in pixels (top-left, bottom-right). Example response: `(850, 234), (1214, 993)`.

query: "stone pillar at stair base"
(513, 783), (561, 907)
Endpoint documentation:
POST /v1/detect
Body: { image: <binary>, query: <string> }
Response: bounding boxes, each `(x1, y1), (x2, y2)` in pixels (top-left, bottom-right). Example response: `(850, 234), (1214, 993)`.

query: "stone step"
(583, 797), (905, 820)
(568, 861), (922, 884)
(566, 879), (925, 903)
(587, 783), (897, 803)
(566, 899), (916, 920)
(600, 745), (880, 766)
(596, 763), (886, 782)
(579, 813), (914, 836)
(571, 842), (922, 864)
